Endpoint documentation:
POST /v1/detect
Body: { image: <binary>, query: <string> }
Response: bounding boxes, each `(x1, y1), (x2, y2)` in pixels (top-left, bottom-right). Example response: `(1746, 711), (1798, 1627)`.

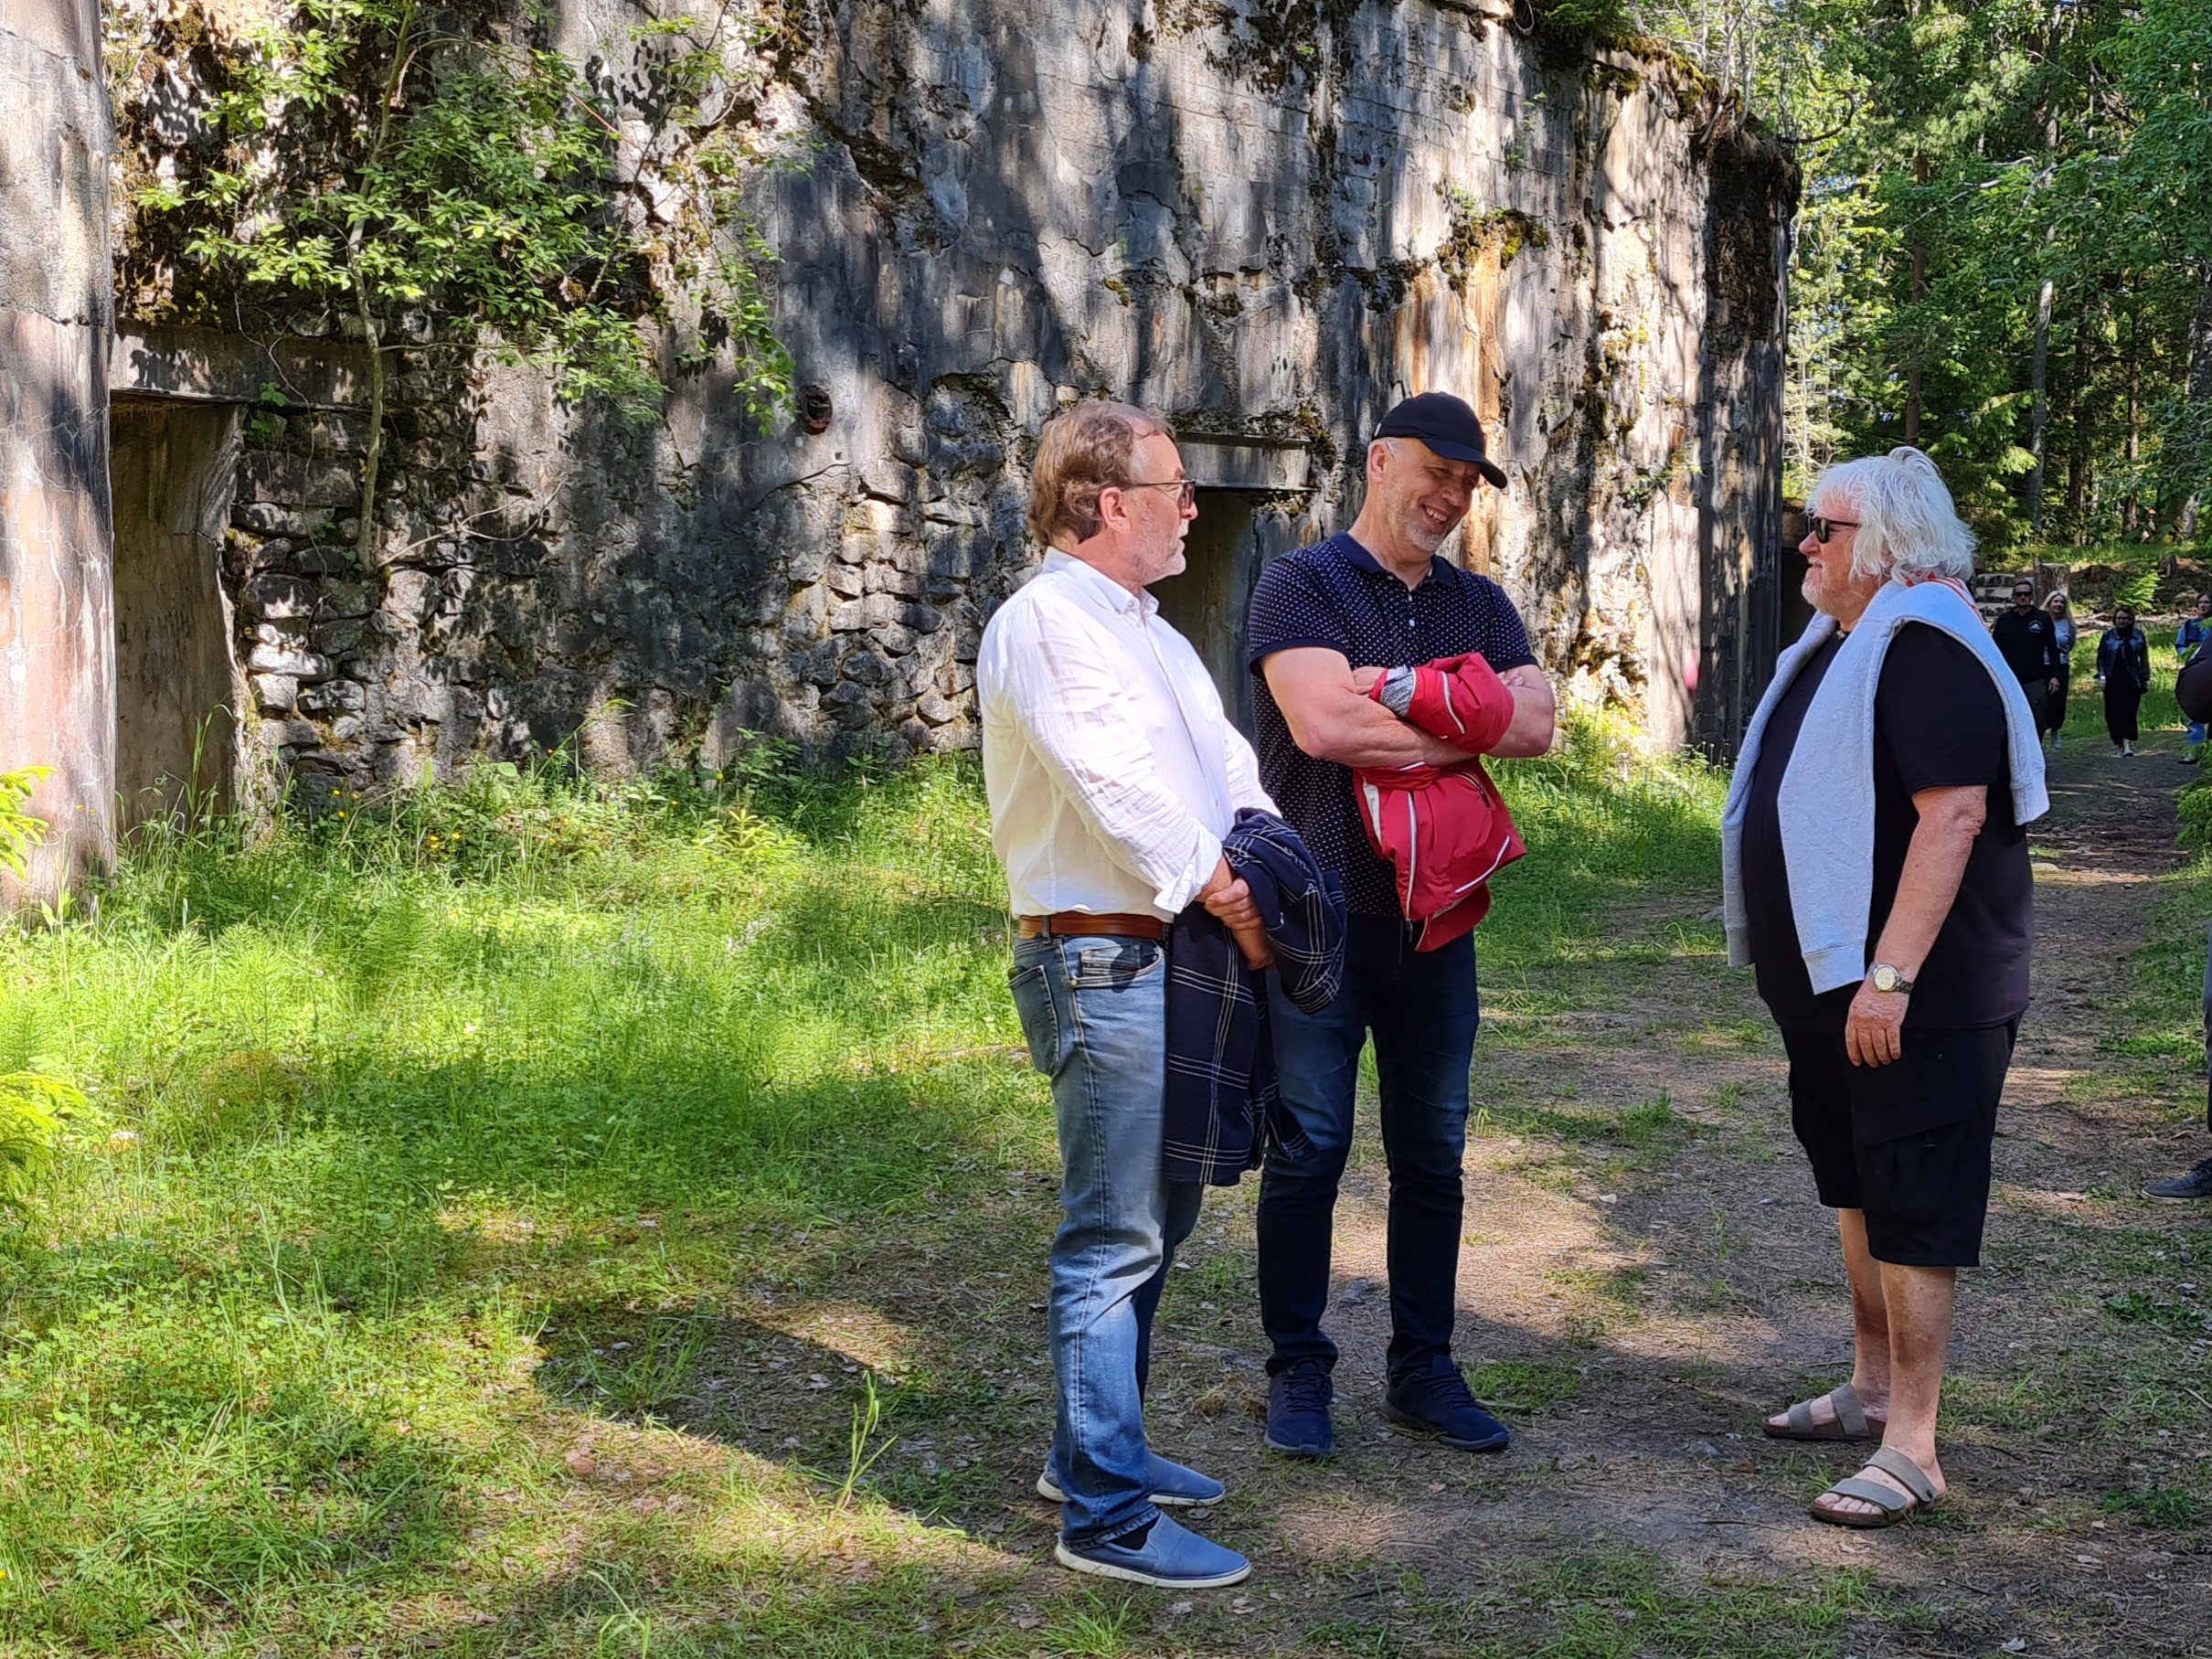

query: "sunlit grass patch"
(1462, 1358), (1581, 1415)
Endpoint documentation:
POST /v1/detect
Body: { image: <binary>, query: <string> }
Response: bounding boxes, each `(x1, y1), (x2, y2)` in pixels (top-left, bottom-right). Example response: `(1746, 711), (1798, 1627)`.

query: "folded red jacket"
(1354, 652), (1526, 952)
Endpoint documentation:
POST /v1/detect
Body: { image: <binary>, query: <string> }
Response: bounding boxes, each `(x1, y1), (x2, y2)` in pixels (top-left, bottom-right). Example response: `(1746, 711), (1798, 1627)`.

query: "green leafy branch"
(148, 0), (792, 565)
(0, 767), (50, 881)
(0, 1074), (95, 1218)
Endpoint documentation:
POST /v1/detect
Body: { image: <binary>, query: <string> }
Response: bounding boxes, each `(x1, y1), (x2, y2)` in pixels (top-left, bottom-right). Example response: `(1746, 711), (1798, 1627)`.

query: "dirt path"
(656, 728), (2212, 1655)
(1243, 728), (2207, 1654)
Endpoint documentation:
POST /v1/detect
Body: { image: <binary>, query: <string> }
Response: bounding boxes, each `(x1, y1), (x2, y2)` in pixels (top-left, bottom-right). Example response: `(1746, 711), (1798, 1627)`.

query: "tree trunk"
(2068, 301), (2096, 541)
(2027, 12), (2060, 537)
(2029, 271), (2054, 533)
(2176, 261), (2212, 542)
(1905, 153), (1928, 446)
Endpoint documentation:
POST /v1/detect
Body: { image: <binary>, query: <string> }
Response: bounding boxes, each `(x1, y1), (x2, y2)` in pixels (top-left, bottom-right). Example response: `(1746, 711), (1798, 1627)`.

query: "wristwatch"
(1869, 963), (1915, 994)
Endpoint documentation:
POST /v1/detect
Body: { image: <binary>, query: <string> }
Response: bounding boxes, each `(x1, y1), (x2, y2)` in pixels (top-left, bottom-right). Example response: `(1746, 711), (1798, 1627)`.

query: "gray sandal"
(1764, 1381), (1880, 1442)
(1810, 1446), (1941, 1529)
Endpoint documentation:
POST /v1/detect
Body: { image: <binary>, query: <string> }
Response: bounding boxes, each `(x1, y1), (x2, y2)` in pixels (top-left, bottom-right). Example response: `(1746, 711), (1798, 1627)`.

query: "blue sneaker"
(1265, 1360), (1335, 1458)
(1384, 1356), (1511, 1452)
(1036, 1452), (1228, 1507)
(1055, 1511), (1251, 1588)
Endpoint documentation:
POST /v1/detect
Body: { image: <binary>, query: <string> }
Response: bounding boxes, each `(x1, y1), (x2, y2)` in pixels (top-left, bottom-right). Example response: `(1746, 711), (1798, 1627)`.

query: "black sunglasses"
(1807, 515), (1860, 543)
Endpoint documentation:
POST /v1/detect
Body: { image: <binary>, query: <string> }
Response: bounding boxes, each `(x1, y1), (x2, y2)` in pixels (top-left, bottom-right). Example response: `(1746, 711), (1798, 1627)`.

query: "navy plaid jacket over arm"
(1162, 809), (1346, 1186)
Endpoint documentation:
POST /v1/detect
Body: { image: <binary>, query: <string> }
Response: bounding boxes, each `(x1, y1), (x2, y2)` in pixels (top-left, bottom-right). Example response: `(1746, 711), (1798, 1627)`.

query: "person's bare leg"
(1767, 1209), (1893, 1435)
(1814, 1260), (1955, 1520)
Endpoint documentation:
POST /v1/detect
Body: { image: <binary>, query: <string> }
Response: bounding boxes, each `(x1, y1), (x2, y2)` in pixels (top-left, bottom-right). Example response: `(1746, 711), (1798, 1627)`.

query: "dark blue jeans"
(1257, 915), (1480, 1384)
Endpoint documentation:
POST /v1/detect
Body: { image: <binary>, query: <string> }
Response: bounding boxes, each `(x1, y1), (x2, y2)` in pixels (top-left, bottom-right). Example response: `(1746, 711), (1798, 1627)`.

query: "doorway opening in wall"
(109, 397), (244, 828)
(1150, 489), (1267, 737)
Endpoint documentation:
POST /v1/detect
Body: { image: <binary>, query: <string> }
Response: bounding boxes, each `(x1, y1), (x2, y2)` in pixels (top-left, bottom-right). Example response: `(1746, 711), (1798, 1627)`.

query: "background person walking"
(1991, 580), (2061, 735)
(2044, 592), (2075, 750)
(2096, 608), (2153, 758)
(2177, 593), (2211, 762)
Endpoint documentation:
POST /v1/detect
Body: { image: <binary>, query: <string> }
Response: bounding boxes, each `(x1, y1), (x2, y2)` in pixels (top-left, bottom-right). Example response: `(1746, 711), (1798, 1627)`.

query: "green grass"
(0, 721), (1725, 1653)
(1485, 718), (1726, 971)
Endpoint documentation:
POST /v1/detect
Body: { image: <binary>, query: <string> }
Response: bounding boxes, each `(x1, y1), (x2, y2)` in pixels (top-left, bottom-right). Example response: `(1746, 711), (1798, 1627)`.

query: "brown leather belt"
(1016, 911), (1166, 941)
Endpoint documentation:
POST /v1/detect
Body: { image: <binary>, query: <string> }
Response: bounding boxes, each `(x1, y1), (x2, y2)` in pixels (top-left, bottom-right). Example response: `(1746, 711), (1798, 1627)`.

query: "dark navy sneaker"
(1036, 1452), (1228, 1508)
(1384, 1356), (1512, 1452)
(1055, 1512), (1251, 1588)
(2146, 1155), (2212, 1199)
(1265, 1360), (1335, 1458)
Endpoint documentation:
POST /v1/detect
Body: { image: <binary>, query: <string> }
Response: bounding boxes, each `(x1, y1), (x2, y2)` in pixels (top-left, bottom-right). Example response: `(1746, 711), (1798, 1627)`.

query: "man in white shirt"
(978, 401), (1272, 1590)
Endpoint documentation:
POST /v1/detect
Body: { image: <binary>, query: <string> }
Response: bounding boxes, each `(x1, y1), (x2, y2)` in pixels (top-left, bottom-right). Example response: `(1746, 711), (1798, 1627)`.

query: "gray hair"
(1807, 446), (1976, 584)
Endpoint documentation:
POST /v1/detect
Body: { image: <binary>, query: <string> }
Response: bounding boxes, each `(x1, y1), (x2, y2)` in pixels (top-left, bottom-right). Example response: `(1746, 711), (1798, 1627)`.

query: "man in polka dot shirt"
(1245, 392), (1556, 1460)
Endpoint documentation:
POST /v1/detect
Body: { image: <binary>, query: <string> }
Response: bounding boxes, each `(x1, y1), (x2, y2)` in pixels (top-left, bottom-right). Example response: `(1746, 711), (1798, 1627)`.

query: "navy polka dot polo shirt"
(1247, 532), (1537, 918)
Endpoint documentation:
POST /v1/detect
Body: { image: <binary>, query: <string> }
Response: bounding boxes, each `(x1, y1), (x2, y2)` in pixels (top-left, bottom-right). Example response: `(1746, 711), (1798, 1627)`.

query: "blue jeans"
(1008, 932), (1201, 1547)
(1256, 916), (1480, 1384)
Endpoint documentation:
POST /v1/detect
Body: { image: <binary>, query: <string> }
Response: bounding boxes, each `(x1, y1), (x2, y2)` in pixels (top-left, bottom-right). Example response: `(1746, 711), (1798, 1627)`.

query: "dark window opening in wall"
(110, 398), (243, 827)
(1150, 489), (1266, 738)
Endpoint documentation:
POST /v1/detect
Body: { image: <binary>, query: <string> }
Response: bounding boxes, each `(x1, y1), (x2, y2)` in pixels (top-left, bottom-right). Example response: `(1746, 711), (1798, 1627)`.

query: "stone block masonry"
(98, 0), (1795, 812)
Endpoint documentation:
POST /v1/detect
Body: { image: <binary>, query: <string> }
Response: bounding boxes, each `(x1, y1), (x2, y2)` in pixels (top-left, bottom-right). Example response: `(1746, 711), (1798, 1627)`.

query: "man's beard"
(1401, 509), (1452, 556)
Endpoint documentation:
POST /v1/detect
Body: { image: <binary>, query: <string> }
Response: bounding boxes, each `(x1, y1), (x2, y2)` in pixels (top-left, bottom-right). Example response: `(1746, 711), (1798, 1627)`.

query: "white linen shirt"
(978, 549), (1275, 920)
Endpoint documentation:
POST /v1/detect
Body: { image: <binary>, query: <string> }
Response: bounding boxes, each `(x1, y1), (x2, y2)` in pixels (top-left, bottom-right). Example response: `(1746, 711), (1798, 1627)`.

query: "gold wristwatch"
(1869, 963), (1915, 994)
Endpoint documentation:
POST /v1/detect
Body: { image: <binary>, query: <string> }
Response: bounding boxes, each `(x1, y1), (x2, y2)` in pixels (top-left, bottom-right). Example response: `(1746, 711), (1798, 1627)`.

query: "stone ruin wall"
(103, 0), (1796, 813)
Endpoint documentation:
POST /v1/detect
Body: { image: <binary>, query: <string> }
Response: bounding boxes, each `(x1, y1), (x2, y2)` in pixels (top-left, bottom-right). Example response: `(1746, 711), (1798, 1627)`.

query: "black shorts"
(1779, 1021), (2017, 1268)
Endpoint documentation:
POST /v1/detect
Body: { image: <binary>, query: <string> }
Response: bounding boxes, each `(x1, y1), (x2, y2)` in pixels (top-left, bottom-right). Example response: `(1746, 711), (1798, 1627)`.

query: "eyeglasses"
(1807, 516), (1859, 543)
(1118, 478), (1196, 509)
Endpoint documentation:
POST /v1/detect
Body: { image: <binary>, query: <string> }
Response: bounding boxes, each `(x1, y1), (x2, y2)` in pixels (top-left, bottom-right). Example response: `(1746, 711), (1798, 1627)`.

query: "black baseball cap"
(1374, 392), (1508, 489)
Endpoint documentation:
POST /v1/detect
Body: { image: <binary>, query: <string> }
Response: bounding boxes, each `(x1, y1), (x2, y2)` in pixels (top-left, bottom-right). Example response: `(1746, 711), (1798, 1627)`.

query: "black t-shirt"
(1991, 608), (2058, 686)
(1247, 534), (1537, 916)
(1742, 622), (2032, 1029)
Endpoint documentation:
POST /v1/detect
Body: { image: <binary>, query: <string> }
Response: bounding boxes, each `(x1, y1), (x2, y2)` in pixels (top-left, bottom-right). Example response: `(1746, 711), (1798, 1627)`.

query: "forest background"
(1618, 0), (2212, 559)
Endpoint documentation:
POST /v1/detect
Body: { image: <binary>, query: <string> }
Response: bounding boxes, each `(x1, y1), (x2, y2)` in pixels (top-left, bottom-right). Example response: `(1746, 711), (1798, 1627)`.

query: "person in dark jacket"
(1991, 580), (2061, 735)
(2177, 593), (2211, 762)
(2044, 592), (2076, 750)
(2095, 607), (2153, 757)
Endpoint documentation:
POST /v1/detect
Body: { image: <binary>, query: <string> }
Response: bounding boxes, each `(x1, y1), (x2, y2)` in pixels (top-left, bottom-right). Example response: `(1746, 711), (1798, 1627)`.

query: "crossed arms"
(1259, 646), (1557, 767)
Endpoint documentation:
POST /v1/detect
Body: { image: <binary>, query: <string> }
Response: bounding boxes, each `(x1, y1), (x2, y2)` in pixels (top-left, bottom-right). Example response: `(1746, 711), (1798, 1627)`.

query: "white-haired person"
(1722, 447), (2047, 1528)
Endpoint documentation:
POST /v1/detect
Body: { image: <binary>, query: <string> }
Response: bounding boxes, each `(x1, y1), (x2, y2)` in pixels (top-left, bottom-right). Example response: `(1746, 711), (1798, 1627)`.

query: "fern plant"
(0, 1074), (92, 1216)
(0, 767), (49, 881)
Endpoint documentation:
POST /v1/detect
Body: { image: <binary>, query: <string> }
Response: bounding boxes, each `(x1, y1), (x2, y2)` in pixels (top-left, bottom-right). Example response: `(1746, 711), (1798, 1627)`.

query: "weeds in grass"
(1476, 1092), (1686, 1162)
(0, 1070), (95, 1211)
(2103, 1484), (2204, 1526)
(2107, 1289), (2212, 1335)
(1462, 1359), (1581, 1414)
(835, 1374), (896, 1507)
(1037, 1593), (1137, 1656)
(560, 1312), (714, 1420)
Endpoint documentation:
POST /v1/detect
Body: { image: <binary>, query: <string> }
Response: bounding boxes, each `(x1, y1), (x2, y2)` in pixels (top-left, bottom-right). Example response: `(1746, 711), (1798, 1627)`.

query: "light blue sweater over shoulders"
(1720, 580), (2049, 995)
